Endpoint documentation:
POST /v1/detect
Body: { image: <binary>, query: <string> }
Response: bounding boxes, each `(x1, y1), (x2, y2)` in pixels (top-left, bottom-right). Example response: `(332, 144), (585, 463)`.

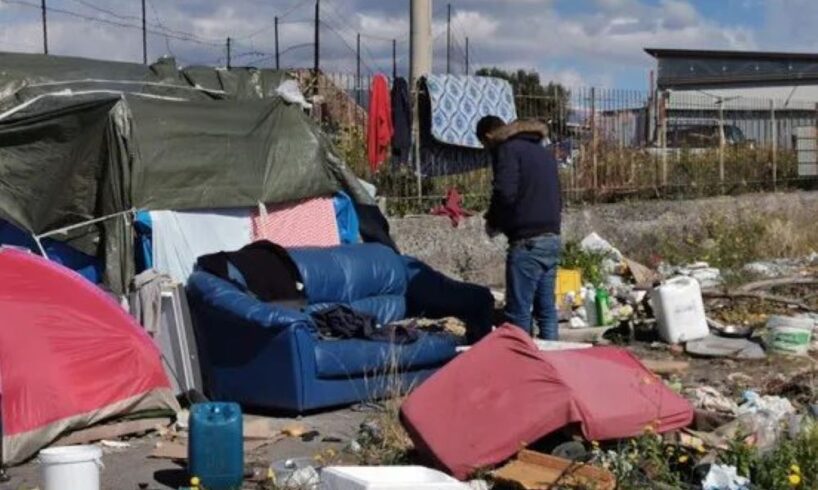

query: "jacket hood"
(485, 119), (548, 147)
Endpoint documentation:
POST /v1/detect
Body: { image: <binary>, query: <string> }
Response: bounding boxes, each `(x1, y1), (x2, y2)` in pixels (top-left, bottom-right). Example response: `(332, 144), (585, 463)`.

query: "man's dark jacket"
(484, 120), (561, 241)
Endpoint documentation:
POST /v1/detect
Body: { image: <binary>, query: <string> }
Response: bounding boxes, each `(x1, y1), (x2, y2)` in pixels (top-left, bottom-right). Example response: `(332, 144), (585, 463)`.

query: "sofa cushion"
(289, 244), (407, 304)
(313, 332), (458, 379)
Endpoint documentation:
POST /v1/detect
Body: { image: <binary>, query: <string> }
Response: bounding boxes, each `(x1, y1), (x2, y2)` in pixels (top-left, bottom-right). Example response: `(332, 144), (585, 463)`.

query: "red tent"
(401, 325), (694, 480)
(0, 248), (178, 464)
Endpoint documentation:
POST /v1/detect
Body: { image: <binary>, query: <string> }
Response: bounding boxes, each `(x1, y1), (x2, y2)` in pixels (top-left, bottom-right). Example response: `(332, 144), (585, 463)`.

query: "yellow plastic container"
(555, 268), (583, 306)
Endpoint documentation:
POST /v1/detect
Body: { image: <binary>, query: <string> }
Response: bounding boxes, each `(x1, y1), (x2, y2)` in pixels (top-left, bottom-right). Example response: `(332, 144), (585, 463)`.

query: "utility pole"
(41, 0), (48, 54)
(141, 0), (147, 64)
(465, 37), (469, 75)
(410, 0), (432, 204)
(226, 37), (231, 69)
(274, 16), (280, 70)
(356, 33), (361, 106)
(392, 39), (397, 80)
(410, 0), (432, 84)
(446, 3), (451, 74)
(313, 0), (320, 94)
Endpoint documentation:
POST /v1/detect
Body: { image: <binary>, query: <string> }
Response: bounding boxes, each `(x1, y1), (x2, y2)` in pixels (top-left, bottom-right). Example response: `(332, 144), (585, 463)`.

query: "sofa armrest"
(187, 271), (313, 331)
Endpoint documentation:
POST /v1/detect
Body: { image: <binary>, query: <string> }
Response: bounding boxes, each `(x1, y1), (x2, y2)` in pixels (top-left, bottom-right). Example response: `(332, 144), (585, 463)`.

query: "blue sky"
(0, 0), (815, 89)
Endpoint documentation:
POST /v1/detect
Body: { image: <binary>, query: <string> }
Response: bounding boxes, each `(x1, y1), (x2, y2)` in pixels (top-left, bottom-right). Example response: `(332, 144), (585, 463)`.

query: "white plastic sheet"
(151, 208), (253, 283)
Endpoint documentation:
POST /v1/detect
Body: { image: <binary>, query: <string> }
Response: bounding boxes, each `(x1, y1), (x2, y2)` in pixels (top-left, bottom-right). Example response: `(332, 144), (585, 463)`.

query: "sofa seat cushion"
(313, 332), (458, 379)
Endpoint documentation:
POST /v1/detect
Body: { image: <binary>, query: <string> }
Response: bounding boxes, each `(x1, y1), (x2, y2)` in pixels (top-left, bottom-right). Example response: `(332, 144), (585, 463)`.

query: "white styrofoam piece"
(321, 466), (469, 490)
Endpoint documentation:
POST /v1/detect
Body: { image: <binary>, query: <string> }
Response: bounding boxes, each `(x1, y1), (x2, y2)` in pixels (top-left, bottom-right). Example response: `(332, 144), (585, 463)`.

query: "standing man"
(476, 116), (562, 340)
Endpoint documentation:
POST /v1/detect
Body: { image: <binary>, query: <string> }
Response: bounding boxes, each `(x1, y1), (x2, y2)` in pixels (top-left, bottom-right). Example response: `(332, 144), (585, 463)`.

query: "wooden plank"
(624, 258), (660, 286)
(640, 359), (690, 375)
(150, 439), (270, 460)
(494, 450), (615, 490)
(54, 418), (171, 447)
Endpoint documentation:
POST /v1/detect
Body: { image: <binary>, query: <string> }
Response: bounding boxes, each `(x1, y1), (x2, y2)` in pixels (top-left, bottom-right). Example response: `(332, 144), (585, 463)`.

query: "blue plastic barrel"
(188, 402), (243, 490)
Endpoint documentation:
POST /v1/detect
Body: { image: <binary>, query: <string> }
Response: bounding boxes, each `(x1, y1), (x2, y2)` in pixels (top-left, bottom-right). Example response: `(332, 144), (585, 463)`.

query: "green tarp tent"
(0, 52), (373, 293)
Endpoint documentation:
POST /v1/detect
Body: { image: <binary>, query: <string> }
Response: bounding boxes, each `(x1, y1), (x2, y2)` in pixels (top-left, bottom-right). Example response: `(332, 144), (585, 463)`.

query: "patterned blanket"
(425, 75), (517, 149)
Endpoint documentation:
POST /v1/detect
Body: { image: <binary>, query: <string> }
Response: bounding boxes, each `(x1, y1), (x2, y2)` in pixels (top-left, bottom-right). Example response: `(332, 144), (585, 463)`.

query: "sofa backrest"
(288, 244), (408, 304)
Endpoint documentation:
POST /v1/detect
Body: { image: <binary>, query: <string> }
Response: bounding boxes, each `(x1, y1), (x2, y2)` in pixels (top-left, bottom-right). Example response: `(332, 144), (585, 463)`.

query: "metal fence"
(306, 73), (818, 215)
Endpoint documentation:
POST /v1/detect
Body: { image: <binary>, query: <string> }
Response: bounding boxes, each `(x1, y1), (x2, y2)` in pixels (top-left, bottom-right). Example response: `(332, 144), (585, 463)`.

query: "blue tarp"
(0, 220), (102, 283)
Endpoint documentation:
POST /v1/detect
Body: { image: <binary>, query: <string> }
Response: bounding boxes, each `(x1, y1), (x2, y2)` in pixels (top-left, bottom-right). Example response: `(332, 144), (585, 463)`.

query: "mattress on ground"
(400, 325), (694, 480)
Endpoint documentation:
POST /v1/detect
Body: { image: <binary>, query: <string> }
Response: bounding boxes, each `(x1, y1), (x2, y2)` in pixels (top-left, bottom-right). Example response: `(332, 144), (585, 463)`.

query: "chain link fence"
(306, 73), (818, 216)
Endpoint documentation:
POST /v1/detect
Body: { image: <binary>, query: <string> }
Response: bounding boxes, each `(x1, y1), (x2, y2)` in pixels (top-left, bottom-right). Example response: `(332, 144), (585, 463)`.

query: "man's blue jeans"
(505, 234), (561, 340)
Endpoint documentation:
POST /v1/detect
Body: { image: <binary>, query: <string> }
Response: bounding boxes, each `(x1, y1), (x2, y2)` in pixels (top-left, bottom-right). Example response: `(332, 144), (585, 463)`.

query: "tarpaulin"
(0, 53), (376, 292)
(0, 51), (290, 110)
(0, 248), (178, 465)
(400, 325), (694, 480)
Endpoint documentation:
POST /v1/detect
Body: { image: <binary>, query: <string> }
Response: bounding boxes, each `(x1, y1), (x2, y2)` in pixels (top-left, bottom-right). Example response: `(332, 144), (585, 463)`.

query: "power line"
(64, 0), (221, 44)
(322, 0), (409, 42)
(2, 0), (222, 46)
(318, 19), (377, 74)
(234, 0), (313, 40)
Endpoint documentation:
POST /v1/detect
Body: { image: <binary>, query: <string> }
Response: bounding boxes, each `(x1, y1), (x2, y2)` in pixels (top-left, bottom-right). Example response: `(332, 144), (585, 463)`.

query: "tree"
(475, 67), (571, 137)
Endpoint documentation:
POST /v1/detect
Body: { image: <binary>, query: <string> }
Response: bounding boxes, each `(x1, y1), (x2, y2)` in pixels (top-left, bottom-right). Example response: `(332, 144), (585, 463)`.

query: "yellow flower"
(791, 464), (801, 474)
(678, 455), (689, 463)
(789, 473), (802, 487)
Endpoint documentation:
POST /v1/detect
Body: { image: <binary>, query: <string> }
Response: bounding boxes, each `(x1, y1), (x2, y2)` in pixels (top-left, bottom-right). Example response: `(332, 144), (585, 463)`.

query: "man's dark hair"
(476, 115), (505, 144)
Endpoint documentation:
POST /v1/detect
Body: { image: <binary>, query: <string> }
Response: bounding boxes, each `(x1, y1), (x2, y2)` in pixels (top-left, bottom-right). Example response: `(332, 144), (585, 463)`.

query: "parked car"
(648, 123), (755, 155)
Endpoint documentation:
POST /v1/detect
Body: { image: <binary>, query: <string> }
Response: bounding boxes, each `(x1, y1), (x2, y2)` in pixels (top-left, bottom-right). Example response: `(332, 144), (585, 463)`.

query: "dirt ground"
(2, 409), (369, 490)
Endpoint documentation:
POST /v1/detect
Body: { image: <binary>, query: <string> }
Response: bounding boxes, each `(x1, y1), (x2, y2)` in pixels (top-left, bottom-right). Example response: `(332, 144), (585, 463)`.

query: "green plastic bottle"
(595, 288), (613, 326)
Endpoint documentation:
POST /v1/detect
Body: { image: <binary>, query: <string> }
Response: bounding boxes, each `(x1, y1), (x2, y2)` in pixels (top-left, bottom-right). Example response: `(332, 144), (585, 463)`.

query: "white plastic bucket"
(767, 316), (813, 356)
(39, 445), (103, 490)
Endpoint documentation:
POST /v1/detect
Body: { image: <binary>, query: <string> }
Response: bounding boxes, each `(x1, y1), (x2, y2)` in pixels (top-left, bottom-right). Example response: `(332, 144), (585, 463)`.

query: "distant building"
(644, 48), (818, 151)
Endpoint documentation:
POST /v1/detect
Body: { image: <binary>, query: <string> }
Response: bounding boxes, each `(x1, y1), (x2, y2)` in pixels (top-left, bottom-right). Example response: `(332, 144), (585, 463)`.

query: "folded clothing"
(311, 305), (419, 344)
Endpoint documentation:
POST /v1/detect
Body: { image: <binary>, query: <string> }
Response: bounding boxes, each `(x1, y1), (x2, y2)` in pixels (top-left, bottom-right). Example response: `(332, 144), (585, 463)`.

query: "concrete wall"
(390, 191), (818, 287)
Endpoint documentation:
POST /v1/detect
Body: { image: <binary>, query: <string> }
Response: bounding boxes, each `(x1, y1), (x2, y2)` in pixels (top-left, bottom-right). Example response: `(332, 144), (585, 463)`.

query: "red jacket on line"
(367, 74), (393, 173)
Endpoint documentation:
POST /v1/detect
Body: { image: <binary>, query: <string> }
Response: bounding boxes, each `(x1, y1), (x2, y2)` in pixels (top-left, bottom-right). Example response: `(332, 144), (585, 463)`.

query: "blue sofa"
(186, 243), (493, 412)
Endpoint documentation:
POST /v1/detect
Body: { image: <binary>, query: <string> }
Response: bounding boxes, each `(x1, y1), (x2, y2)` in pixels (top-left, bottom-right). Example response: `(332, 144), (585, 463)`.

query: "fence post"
(718, 100), (726, 192)
(771, 99), (777, 191)
(660, 90), (668, 190)
(591, 87), (598, 201)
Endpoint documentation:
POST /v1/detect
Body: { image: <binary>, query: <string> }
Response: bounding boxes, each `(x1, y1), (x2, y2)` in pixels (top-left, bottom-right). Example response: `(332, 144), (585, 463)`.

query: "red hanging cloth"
(367, 74), (393, 173)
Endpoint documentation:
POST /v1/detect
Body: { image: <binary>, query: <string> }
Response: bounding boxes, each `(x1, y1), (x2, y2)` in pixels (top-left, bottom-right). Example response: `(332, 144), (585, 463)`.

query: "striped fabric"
(252, 196), (341, 248)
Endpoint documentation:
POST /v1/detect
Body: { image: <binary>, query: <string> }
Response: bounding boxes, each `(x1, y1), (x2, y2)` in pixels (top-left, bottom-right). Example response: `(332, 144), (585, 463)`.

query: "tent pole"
(32, 235), (49, 260)
(36, 209), (135, 240)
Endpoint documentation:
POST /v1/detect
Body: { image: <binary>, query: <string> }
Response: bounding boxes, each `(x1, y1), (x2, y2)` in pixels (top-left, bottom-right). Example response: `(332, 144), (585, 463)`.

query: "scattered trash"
(687, 386), (739, 415)
(493, 450), (616, 490)
(569, 316), (588, 329)
(275, 80), (312, 110)
(766, 315), (813, 356)
(270, 457), (318, 486)
(736, 391), (797, 452)
(701, 464), (750, 490)
(98, 440), (130, 450)
(580, 233), (623, 262)
(652, 276), (709, 344)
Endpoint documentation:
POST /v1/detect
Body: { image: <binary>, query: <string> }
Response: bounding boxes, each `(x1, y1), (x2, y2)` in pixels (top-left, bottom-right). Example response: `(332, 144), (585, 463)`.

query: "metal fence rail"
(307, 73), (818, 215)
